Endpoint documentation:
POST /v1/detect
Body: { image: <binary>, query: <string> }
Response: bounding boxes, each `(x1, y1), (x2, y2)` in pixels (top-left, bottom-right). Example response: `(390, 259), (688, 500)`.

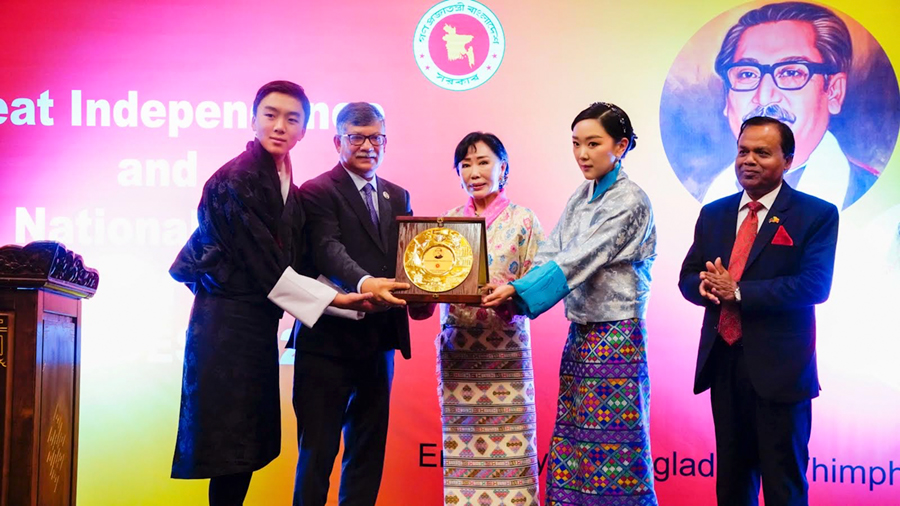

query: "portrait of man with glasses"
(702, 1), (879, 210)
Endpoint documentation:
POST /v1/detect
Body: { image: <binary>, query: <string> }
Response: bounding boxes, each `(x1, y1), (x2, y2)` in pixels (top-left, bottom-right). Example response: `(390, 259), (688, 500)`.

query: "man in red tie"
(679, 116), (839, 506)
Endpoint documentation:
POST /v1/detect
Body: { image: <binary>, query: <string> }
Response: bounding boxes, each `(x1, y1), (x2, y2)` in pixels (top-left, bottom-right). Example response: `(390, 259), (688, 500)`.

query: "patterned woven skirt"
(546, 319), (657, 506)
(437, 323), (540, 506)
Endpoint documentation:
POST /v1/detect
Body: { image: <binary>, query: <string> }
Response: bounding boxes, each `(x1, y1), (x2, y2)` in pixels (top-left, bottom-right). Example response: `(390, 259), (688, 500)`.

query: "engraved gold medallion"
(403, 227), (473, 292)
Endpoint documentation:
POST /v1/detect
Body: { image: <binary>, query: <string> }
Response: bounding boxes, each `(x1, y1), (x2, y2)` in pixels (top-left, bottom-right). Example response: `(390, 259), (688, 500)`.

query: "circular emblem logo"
(413, 0), (505, 91)
(403, 227), (474, 292)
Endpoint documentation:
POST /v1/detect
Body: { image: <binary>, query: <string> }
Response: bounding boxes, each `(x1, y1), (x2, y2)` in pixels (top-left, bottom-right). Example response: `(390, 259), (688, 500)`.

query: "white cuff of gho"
(267, 267), (336, 328)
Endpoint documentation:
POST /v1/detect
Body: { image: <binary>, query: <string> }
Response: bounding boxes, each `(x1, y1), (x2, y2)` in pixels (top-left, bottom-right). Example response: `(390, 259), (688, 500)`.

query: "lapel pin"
(383, 191), (390, 200)
(768, 216), (780, 224)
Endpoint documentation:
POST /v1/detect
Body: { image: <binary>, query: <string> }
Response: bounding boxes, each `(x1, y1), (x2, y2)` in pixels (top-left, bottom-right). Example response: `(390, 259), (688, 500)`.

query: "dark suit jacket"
(679, 184), (839, 403)
(290, 164), (413, 360)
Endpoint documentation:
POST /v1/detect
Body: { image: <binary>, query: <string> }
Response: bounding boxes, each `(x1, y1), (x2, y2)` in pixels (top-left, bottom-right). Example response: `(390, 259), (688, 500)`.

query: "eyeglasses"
(724, 61), (838, 91)
(341, 134), (387, 146)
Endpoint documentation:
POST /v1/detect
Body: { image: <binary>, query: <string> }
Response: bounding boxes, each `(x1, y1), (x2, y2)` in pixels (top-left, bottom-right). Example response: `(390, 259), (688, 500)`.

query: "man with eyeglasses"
(289, 102), (413, 505)
(703, 2), (878, 210)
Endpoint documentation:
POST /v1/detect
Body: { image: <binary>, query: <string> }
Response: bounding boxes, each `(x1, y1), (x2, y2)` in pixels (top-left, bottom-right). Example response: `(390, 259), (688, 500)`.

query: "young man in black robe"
(169, 81), (372, 506)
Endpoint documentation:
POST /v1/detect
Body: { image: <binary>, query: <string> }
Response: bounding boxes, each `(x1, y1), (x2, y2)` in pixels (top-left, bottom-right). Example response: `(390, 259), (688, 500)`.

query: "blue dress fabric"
(512, 169), (659, 505)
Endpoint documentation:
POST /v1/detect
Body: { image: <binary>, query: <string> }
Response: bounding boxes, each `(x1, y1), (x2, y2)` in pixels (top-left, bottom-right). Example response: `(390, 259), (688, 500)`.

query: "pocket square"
(771, 225), (793, 246)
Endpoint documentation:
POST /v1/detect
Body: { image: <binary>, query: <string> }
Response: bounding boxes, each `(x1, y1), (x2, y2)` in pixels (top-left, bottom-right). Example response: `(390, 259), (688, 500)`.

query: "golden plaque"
(403, 228), (473, 293)
(395, 217), (488, 303)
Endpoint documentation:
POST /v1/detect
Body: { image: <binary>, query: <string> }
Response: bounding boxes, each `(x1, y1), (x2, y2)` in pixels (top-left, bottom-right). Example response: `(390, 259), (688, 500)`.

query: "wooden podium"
(0, 242), (98, 506)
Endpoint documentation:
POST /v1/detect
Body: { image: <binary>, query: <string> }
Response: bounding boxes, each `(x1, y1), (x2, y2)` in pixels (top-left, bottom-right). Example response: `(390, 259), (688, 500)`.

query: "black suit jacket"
(291, 164), (412, 360)
(679, 184), (839, 403)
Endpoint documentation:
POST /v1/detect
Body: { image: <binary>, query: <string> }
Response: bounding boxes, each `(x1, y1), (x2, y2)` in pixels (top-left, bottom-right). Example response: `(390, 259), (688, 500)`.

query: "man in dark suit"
(291, 102), (412, 506)
(679, 116), (839, 506)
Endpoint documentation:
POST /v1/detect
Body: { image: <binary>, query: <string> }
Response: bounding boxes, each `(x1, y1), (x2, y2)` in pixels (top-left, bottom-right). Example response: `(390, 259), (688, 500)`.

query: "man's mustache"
(742, 104), (797, 124)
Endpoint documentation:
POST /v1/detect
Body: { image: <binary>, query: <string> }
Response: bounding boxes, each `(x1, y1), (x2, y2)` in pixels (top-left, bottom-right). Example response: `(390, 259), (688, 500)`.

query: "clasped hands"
(698, 257), (737, 305)
(332, 277), (411, 313)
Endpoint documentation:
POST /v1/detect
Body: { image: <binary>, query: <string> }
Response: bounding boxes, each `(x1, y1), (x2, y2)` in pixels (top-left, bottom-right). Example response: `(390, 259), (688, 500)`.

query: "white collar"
(342, 165), (377, 192)
(786, 130), (850, 208)
(739, 182), (782, 211)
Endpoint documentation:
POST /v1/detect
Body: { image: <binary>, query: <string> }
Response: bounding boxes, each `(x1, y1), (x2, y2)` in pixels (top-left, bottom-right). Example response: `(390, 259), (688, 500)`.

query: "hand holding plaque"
(394, 217), (488, 303)
(360, 277), (410, 307)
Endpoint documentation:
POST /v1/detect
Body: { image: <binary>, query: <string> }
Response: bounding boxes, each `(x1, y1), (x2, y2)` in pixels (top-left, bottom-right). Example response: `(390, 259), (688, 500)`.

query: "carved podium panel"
(0, 242), (98, 506)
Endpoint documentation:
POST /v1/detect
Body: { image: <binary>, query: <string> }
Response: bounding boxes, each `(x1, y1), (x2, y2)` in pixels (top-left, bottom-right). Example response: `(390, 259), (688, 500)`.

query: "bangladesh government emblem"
(413, 0), (506, 91)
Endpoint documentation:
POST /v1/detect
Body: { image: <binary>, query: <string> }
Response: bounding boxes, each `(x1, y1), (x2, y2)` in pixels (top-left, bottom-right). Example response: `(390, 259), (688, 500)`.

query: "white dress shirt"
(736, 183), (782, 234)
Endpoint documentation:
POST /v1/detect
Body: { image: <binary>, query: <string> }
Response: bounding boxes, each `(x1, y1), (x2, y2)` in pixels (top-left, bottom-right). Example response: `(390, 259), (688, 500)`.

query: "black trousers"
(292, 350), (394, 506)
(710, 338), (812, 506)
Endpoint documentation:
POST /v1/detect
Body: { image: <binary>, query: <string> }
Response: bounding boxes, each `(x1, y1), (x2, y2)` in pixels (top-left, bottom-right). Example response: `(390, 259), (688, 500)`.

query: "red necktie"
(718, 201), (764, 345)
